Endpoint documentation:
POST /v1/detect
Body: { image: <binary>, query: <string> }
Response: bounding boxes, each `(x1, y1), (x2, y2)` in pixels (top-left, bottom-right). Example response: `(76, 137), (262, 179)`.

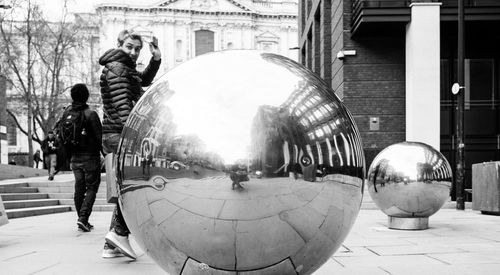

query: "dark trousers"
(103, 133), (130, 236)
(109, 204), (129, 235)
(72, 156), (101, 223)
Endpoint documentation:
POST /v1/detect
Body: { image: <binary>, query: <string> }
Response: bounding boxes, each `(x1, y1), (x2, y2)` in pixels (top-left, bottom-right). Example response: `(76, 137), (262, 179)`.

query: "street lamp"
(455, 0), (465, 210)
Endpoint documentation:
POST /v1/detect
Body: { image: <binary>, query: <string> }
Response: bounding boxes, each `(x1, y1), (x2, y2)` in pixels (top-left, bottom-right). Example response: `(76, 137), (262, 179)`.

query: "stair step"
(48, 193), (107, 199)
(58, 199), (112, 206)
(37, 186), (107, 193)
(38, 186), (76, 193)
(0, 186), (39, 193)
(70, 205), (115, 212)
(3, 199), (60, 209)
(26, 175), (106, 188)
(6, 205), (71, 219)
(1, 193), (49, 201)
(0, 182), (29, 188)
(27, 181), (75, 187)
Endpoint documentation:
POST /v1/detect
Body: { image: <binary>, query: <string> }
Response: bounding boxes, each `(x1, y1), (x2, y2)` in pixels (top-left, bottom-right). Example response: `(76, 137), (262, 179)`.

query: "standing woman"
(99, 29), (161, 259)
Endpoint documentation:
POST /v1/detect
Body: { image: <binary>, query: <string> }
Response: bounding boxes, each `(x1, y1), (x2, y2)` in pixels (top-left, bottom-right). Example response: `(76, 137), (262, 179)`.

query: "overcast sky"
(38, 0), (102, 18)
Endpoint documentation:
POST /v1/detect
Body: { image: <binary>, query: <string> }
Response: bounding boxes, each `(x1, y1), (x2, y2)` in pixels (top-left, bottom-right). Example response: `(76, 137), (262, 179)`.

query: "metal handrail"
(352, 0), (500, 30)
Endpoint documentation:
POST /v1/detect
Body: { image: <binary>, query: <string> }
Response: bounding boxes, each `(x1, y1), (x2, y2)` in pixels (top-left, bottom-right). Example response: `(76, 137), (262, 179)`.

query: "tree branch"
(6, 109), (30, 138)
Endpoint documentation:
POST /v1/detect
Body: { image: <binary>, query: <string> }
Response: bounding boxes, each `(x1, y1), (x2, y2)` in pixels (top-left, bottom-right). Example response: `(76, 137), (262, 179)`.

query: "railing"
(352, 1), (413, 32)
(353, 0), (500, 10)
(441, 0), (500, 7)
(352, 0), (500, 33)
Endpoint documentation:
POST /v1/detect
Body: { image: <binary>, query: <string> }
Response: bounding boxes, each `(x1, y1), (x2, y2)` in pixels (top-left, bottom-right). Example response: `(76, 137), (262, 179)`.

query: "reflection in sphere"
(367, 142), (452, 229)
(116, 50), (365, 274)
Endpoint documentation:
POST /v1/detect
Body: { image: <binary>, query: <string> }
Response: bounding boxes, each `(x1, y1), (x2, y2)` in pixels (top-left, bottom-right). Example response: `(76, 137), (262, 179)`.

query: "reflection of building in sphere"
(251, 105), (289, 177)
(251, 79), (365, 182)
(367, 141), (452, 230)
(116, 51), (365, 275)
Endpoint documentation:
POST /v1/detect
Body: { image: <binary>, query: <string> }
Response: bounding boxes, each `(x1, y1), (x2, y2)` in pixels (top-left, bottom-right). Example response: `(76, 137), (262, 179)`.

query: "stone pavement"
(0, 206), (499, 274)
(0, 164), (47, 181)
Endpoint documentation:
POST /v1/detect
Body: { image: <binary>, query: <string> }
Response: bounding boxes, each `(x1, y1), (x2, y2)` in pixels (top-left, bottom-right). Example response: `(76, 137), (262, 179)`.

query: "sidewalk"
(0, 173), (75, 186)
(0, 164), (47, 181)
(1, 206), (499, 274)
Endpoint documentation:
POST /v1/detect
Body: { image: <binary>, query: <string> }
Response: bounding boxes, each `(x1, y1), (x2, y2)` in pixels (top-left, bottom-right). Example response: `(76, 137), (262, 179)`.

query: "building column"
(405, 2), (441, 150)
(0, 76), (7, 164)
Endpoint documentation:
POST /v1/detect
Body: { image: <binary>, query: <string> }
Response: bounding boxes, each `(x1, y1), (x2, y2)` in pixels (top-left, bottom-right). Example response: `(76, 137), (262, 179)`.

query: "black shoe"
(77, 221), (91, 232)
(48, 176), (54, 181)
(78, 223), (94, 231)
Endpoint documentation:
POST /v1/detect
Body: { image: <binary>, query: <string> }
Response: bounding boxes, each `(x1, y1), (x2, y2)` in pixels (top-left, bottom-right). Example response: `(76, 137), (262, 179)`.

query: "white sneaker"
(102, 243), (124, 258)
(105, 231), (137, 260)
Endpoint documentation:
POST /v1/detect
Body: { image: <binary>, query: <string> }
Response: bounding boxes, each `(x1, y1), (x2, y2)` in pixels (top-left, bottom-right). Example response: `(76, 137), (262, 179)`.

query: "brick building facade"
(299, 0), (408, 165)
(299, 0), (500, 193)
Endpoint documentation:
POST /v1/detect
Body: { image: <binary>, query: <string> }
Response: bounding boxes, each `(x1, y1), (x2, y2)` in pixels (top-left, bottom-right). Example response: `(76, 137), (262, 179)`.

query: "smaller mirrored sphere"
(367, 142), (452, 219)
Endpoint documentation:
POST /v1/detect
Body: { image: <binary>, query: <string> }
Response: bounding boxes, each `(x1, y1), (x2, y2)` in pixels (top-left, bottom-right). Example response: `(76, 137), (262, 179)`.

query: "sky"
(37, 0), (102, 18)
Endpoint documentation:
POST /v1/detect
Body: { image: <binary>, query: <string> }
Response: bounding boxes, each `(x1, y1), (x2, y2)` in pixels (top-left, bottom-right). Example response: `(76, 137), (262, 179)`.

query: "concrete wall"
(405, 3), (441, 150)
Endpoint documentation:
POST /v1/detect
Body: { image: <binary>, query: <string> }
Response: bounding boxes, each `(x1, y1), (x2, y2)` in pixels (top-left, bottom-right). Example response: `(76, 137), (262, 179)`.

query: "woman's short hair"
(117, 29), (143, 47)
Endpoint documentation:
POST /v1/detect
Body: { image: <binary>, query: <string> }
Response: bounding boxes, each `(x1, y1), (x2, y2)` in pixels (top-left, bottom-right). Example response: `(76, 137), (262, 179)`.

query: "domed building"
(96, 0), (299, 73)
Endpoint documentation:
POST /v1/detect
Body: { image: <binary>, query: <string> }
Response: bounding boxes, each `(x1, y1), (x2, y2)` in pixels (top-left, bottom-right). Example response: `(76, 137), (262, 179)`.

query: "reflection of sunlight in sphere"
(367, 142), (452, 228)
(116, 50), (365, 274)
(167, 52), (299, 163)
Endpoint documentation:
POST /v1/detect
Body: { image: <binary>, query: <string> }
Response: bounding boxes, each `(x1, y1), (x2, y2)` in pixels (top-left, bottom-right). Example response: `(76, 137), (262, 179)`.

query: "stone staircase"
(0, 174), (113, 219)
(0, 182), (71, 219)
(1, 175), (470, 218)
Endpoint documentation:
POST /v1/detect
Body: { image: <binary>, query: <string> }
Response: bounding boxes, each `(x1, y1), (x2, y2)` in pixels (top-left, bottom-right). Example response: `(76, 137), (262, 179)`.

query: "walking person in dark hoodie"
(58, 84), (102, 232)
(41, 130), (59, 180)
(99, 29), (161, 259)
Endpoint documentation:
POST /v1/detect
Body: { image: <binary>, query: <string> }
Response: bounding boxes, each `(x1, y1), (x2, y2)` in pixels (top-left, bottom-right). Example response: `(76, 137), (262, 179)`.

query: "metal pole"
(456, 0), (465, 210)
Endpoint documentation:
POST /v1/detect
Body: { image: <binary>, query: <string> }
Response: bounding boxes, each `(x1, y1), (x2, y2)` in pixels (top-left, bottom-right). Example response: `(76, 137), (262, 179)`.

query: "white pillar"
(405, 3), (441, 150)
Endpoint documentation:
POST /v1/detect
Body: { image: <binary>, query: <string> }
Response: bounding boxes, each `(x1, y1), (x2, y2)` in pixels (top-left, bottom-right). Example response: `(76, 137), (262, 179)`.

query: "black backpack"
(57, 106), (87, 149)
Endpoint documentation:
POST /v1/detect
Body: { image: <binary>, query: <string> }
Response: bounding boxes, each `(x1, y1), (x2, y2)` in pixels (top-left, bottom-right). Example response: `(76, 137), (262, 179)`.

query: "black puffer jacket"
(99, 49), (161, 134)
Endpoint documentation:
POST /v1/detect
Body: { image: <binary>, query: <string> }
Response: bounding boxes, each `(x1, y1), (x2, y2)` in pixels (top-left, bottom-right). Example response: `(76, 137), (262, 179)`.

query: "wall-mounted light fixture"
(336, 50), (357, 60)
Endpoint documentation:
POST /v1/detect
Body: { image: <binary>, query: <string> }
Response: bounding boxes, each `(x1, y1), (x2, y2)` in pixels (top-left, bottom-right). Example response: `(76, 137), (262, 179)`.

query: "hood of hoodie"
(71, 102), (89, 111)
(99, 48), (136, 68)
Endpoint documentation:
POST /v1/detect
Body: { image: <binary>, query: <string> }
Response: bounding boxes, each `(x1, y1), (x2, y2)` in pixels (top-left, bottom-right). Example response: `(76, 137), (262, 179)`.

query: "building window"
(259, 41), (277, 53)
(227, 42), (233, 50)
(465, 59), (495, 110)
(440, 58), (497, 137)
(7, 117), (16, 146)
(175, 39), (183, 62)
(195, 30), (214, 56)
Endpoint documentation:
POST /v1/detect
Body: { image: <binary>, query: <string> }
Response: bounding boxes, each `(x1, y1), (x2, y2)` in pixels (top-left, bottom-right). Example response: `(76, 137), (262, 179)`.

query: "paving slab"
(0, 202), (499, 274)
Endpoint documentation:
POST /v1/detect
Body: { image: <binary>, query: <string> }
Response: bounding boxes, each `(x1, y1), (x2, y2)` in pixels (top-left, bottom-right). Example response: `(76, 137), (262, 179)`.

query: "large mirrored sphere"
(367, 142), (452, 218)
(116, 50), (365, 275)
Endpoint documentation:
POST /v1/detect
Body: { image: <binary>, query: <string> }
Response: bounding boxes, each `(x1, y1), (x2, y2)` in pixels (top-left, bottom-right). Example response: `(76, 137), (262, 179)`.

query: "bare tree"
(0, 0), (98, 166)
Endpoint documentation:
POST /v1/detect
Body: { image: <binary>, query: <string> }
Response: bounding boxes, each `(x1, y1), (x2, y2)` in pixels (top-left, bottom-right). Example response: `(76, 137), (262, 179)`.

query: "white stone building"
(2, 0), (298, 164)
(96, 0), (299, 73)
